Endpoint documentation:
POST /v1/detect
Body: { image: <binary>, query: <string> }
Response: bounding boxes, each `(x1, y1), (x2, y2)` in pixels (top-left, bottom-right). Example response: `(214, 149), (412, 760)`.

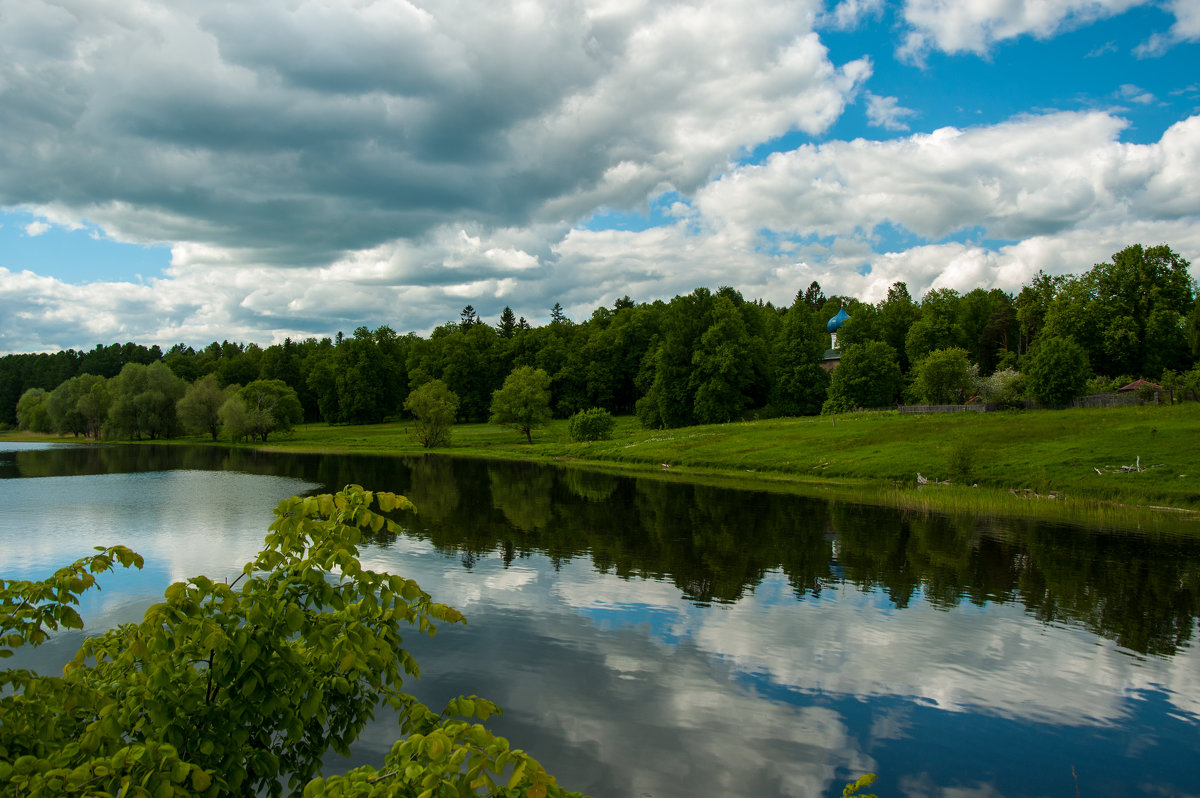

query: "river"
(2, 441), (1198, 797)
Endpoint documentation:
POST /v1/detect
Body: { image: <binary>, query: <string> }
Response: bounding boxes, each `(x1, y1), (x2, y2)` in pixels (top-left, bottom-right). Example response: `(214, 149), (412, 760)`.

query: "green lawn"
(266, 404), (1200, 524)
(8, 403), (1200, 530)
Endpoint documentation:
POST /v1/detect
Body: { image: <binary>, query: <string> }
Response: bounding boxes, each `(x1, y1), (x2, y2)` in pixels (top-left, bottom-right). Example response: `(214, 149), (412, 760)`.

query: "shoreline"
(7, 403), (1200, 534)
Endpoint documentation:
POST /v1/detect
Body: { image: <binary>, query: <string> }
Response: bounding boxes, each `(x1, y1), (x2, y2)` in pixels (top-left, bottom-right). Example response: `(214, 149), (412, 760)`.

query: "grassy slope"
(8, 403), (1200, 529)
(263, 403), (1200, 524)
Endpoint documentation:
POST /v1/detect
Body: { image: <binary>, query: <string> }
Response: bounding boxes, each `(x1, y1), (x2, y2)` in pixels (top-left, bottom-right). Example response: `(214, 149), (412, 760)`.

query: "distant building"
(821, 306), (849, 371)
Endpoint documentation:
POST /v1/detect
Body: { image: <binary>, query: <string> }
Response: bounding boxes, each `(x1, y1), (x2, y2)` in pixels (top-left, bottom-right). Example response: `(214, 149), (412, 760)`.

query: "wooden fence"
(897, 403), (994, 414)
(896, 392), (1173, 414)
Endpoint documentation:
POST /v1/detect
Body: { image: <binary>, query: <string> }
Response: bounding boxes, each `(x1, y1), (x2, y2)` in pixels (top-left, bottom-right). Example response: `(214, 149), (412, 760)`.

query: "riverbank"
(8, 403), (1198, 531)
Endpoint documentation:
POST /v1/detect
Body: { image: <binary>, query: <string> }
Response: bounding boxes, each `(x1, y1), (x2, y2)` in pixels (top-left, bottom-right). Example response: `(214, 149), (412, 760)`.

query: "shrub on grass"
(568, 407), (616, 441)
(976, 368), (1025, 409)
(947, 438), (976, 483)
(635, 395), (663, 429)
(1028, 336), (1091, 407)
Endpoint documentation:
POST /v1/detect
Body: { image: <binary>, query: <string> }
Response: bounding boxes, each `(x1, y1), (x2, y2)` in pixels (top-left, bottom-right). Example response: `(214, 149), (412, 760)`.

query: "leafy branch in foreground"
(0, 485), (582, 798)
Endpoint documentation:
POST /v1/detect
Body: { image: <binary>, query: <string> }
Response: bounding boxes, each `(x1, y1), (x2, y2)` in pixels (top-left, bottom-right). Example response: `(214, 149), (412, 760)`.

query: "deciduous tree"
(1027, 335), (1091, 407)
(912, 347), (975, 404)
(104, 362), (186, 440)
(177, 374), (233, 441)
(771, 302), (829, 417)
(231, 379), (304, 442)
(490, 366), (552, 443)
(15, 388), (52, 433)
(823, 341), (903, 414)
(404, 379), (459, 448)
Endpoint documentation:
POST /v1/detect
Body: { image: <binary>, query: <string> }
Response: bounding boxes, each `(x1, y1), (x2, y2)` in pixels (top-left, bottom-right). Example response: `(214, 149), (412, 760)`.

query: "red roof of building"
(1118, 379), (1163, 391)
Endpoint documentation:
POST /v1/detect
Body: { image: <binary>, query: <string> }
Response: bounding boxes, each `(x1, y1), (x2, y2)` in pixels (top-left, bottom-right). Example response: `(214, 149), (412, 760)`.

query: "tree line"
(5, 244), (1199, 440)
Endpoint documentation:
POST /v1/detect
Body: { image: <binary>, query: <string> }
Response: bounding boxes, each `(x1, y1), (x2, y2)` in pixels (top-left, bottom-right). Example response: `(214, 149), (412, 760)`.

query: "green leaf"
(190, 769), (212, 792)
(508, 760), (527, 789)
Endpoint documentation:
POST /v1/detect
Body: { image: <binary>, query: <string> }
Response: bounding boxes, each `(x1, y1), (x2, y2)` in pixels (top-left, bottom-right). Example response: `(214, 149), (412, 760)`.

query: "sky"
(1, 0), (1198, 354)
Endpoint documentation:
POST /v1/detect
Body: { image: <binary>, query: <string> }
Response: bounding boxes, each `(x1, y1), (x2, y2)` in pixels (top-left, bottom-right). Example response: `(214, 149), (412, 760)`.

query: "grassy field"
(8, 403), (1200, 530)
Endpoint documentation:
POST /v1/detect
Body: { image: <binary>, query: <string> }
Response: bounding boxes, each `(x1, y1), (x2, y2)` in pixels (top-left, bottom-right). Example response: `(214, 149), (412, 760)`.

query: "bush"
(912, 348), (974, 404)
(1027, 335), (1091, 407)
(567, 407), (616, 441)
(635, 395), (663, 429)
(947, 438), (977, 483)
(975, 368), (1025, 409)
(0, 486), (579, 798)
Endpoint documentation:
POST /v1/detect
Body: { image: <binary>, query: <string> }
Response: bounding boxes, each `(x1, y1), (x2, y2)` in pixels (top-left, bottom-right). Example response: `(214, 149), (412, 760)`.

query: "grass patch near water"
(8, 403), (1199, 532)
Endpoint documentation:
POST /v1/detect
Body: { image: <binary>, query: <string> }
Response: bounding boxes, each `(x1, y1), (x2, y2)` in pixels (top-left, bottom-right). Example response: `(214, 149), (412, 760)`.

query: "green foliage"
(823, 341), (903, 414)
(946, 437), (977, 483)
(875, 282), (920, 372)
(567, 407), (616, 441)
(218, 393), (252, 443)
(75, 377), (111, 440)
(498, 306), (517, 339)
(634, 395), (663, 429)
(1028, 336), (1091, 407)
(1171, 363), (1200, 401)
(770, 302), (829, 417)
(177, 374), (232, 441)
(905, 289), (964, 367)
(912, 348), (974, 404)
(0, 486), (580, 798)
(1042, 244), (1195, 377)
(103, 362), (186, 440)
(689, 295), (769, 424)
(490, 366), (552, 443)
(47, 375), (107, 438)
(223, 379), (304, 442)
(335, 328), (403, 425)
(15, 388), (52, 433)
(974, 367), (1025, 408)
(842, 773), (878, 798)
(404, 379), (460, 448)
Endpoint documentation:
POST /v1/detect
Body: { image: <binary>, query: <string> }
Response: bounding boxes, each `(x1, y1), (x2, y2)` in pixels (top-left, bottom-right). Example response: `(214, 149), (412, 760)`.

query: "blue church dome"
(826, 306), (850, 333)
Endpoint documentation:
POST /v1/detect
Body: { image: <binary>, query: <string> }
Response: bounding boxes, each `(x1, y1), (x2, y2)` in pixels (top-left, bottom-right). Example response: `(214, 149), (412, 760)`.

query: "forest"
(4, 243), (1199, 440)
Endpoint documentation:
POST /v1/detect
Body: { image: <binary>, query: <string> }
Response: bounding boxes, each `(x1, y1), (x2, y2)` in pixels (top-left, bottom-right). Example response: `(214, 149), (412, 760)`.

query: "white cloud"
(893, 0), (1196, 61)
(1085, 40), (1119, 57)
(897, 0), (1148, 60)
(4, 110), (1200, 352)
(0, 0), (863, 263)
(1170, 0), (1200, 39)
(1135, 0), (1200, 56)
(865, 92), (919, 131)
(821, 0), (885, 30)
(2, 0), (1199, 352)
(1117, 83), (1157, 105)
(23, 220), (50, 237)
(695, 111), (1200, 275)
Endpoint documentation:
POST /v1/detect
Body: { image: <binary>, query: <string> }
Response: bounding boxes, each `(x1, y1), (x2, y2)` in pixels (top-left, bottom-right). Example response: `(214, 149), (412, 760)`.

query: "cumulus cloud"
(896, 0), (1196, 61)
(864, 92), (919, 131)
(691, 111), (1200, 297)
(1, 0), (1199, 352)
(23, 221), (50, 237)
(4, 109), (1200, 351)
(1170, 0), (1200, 39)
(897, 0), (1148, 60)
(1135, 0), (1200, 56)
(0, 0), (864, 262)
(821, 0), (885, 30)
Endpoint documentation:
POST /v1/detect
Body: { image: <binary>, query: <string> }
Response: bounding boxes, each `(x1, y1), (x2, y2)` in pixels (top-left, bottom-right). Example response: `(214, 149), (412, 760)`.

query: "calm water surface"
(2, 442), (1198, 798)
